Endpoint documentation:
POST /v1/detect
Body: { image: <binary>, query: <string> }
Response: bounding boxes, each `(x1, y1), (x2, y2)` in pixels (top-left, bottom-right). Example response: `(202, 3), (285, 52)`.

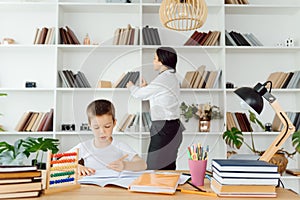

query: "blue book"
(212, 159), (278, 173)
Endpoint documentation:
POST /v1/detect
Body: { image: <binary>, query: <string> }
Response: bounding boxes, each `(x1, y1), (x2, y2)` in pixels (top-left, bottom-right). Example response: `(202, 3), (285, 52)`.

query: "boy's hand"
(107, 154), (128, 172)
(78, 164), (95, 176)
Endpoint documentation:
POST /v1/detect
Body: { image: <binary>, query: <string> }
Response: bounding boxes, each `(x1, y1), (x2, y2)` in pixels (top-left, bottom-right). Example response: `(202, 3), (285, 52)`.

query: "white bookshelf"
(0, 0), (299, 193)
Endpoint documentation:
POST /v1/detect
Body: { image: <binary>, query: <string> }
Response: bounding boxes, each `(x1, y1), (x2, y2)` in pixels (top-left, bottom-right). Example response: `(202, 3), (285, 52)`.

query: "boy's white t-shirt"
(69, 138), (137, 170)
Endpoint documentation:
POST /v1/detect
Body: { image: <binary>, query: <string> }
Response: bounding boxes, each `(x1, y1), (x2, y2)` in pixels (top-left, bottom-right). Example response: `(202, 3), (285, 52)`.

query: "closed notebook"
(211, 178), (276, 194)
(212, 159), (278, 172)
(129, 173), (180, 194)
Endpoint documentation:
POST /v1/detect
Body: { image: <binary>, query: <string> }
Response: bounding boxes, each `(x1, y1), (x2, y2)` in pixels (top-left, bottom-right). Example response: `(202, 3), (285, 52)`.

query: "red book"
(42, 109), (54, 131)
(184, 31), (198, 46)
(37, 112), (49, 132)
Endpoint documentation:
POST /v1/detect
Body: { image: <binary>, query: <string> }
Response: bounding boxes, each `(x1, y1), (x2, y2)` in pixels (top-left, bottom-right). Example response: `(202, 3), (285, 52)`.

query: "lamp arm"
(259, 100), (295, 162)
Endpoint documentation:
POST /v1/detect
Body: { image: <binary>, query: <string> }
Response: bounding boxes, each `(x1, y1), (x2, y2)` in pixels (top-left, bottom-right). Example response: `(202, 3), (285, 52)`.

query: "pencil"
(179, 189), (217, 197)
(186, 181), (206, 192)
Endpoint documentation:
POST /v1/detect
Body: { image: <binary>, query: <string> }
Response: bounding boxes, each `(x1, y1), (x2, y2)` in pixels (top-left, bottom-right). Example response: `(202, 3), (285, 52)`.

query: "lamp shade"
(234, 87), (264, 114)
(159, 0), (208, 31)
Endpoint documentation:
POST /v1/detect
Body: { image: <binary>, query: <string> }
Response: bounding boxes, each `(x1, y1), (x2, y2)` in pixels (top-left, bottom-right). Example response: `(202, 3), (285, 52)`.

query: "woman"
(126, 47), (184, 170)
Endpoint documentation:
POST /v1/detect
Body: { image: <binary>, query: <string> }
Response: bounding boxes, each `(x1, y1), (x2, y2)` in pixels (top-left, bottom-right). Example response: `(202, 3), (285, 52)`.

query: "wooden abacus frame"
(43, 149), (81, 194)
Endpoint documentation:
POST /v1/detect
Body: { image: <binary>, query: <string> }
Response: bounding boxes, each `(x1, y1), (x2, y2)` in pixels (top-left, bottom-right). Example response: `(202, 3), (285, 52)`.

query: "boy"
(69, 99), (147, 176)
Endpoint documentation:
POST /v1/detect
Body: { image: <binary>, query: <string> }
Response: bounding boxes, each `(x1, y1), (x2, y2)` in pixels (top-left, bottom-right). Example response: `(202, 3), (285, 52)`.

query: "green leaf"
(23, 137), (59, 154)
(223, 127), (244, 149)
(248, 110), (265, 131)
(0, 141), (14, 154)
(292, 131), (300, 153)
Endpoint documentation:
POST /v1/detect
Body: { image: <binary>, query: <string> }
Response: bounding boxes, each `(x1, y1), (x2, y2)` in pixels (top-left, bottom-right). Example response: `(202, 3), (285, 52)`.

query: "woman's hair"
(86, 99), (116, 124)
(156, 47), (177, 72)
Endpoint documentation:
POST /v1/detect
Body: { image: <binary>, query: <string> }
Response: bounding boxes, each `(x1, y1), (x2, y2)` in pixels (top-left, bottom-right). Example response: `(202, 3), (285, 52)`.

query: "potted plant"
(180, 102), (222, 132)
(0, 137), (59, 169)
(22, 137), (59, 169)
(0, 139), (27, 165)
(223, 110), (300, 173)
(0, 93), (7, 132)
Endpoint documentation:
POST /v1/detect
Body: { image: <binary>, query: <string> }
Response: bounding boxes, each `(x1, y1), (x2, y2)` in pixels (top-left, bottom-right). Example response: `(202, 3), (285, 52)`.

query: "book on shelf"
(118, 113), (137, 132)
(66, 25), (80, 44)
(30, 112), (44, 132)
(37, 112), (49, 132)
(181, 71), (197, 88)
(41, 108), (54, 131)
(181, 67), (221, 89)
(286, 169), (300, 176)
(192, 65), (206, 88)
(113, 24), (139, 45)
(130, 113), (140, 132)
(226, 30), (262, 46)
(266, 70), (300, 89)
(15, 112), (30, 131)
(128, 173), (180, 194)
(184, 30), (220, 46)
(37, 27), (48, 44)
(142, 112), (150, 132)
(115, 71), (140, 88)
(142, 25), (161, 45)
(229, 112), (252, 132)
(59, 26), (80, 45)
(273, 112), (300, 132)
(59, 70), (91, 88)
(212, 159), (278, 173)
(34, 26), (55, 45)
(97, 80), (112, 88)
(25, 112), (39, 132)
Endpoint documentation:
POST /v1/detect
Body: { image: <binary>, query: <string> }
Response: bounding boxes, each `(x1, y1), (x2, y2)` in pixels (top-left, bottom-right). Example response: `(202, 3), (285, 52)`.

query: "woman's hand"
(141, 78), (147, 87)
(126, 81), (134, 88)
(107, 154), (128, 172)
(78, 164), (96, 176)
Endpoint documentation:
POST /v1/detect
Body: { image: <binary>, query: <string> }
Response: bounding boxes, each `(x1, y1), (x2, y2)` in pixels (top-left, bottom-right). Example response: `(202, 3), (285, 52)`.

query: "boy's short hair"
(86, 99), (116, 124)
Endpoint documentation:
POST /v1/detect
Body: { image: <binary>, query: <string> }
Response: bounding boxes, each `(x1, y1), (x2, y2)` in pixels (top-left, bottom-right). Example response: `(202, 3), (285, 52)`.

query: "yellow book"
(129, 173), (180, 194)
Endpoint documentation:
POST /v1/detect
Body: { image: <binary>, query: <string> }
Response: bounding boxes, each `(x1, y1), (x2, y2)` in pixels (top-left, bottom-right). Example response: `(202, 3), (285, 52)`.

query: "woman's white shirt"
(129, 70), (180, 121)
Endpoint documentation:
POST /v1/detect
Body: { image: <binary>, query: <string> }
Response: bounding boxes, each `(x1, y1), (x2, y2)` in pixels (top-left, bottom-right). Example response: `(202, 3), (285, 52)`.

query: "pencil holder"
(188, 159), (207, 186)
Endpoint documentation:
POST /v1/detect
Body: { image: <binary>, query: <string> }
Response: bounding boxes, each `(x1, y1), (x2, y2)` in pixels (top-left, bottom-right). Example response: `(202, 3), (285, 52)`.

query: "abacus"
(44, 149), (81, 194)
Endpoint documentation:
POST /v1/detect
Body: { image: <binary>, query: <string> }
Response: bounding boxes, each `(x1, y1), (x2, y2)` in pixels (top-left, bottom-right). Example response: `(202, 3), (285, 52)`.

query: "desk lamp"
(234, 81), (295, 162)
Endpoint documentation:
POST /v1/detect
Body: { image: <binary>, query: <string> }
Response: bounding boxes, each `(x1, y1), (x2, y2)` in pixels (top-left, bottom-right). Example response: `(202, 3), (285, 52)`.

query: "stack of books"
(58, 70), (91, 88)
(226, 111), (253, 132)
(211, 159), (280, 197)
(181, 65), (222, 89)
(225, 30), (263, 46)
(113, 71), (140, 88)
(0, 165), (42, 199)
(59, 26), (80, 45)
(113, 24), (139, 45)
(142, 25), (161, 45)
(272, 111), (300, 132)
(265, 70), (300, 89)
(33, 27), (55, 45)
(15, 108), (54, 132)
(184, 30), (221, 46)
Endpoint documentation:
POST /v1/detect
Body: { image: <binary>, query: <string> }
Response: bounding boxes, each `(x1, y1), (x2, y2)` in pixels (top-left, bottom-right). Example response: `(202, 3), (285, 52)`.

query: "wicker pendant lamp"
(159, 0), (208, 31)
